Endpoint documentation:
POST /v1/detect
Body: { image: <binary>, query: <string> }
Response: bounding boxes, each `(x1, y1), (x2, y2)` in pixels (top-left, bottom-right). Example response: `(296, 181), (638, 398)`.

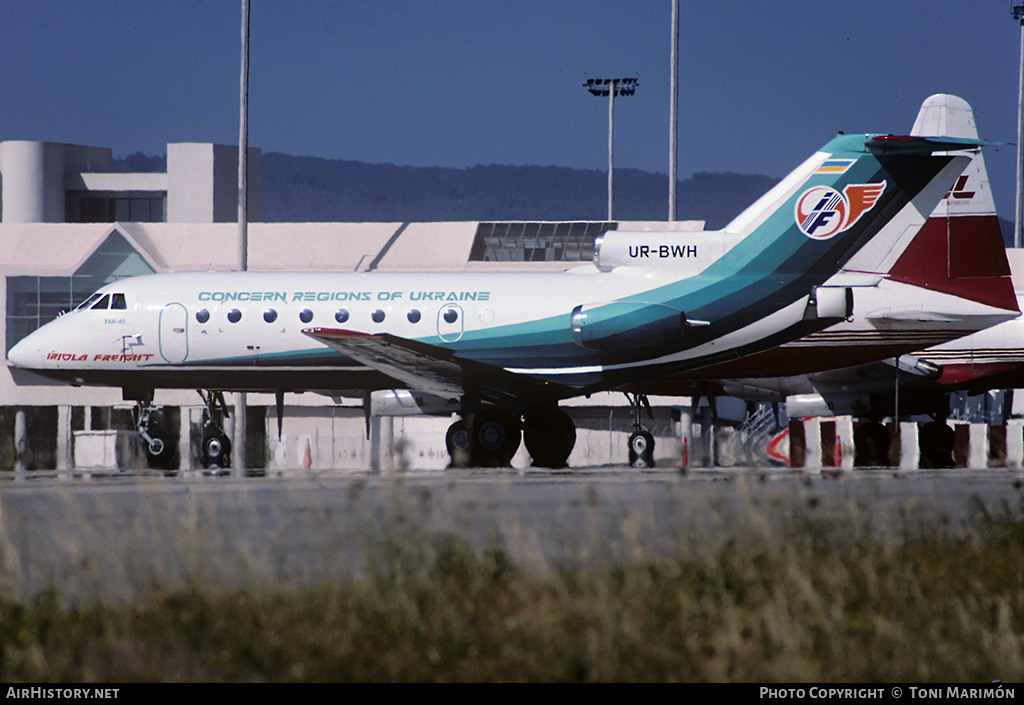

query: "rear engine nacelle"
(570, 301), (705, 351)
(805, 286), (853, 320)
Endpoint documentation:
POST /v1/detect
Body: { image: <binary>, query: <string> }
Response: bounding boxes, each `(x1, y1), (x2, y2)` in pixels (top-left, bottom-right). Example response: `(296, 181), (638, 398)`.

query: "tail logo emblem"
(795, 182), (886, 240)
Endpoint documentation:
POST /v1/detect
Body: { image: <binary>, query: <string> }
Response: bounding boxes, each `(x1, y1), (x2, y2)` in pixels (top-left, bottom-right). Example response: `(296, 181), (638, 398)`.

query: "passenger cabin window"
(111, 293), (127, 309)
(196, 309), (210, 324)
(91, 294), (110, 310)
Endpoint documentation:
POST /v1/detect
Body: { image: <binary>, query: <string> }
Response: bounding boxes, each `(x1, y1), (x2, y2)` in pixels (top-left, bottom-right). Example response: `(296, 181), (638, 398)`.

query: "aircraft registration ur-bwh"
(6, 117), (994, 469)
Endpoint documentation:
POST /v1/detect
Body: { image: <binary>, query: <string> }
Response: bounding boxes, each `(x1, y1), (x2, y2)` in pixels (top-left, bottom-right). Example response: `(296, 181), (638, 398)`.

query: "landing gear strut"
(132, 400), (176, 471)
(198, 390), (232, 470)
(625, 392), (656, 468)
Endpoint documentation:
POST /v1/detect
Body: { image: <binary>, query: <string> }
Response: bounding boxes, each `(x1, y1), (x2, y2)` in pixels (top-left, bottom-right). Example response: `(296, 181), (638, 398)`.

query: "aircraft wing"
(302, 327), (570, 406)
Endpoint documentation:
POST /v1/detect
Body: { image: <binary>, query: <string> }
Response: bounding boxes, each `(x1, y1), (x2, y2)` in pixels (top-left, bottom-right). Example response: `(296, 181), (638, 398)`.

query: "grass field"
(1, 480), (1022, 682)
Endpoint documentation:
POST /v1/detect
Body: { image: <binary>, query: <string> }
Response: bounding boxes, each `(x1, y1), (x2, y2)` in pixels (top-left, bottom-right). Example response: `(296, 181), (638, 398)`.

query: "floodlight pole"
(669, 0), (679, 222)
(1015, 3), (1024, 248)
(583, 77), (638, 221)
(234, 0), (250, 475)
(607, 85), (615, 221)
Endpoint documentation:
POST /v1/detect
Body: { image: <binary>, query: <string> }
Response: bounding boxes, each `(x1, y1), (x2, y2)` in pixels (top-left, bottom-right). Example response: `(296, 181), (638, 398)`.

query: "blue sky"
(2, 1), (1021, 218)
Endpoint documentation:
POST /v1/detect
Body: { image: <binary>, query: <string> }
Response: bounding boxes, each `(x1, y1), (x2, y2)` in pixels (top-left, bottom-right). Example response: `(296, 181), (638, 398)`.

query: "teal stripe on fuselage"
(417, 146), (952, 379)
(156, 136), (957, 390)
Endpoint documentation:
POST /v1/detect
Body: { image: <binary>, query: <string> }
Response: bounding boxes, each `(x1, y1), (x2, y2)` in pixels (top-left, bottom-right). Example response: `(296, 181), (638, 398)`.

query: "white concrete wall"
(1, 142), (115, 224)
(1, 142), (60, 222)
(167, 144), (216, 223)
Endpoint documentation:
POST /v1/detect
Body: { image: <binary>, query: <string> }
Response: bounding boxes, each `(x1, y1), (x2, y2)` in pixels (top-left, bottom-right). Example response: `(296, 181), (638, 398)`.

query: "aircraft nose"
(7, 332), (43, 369)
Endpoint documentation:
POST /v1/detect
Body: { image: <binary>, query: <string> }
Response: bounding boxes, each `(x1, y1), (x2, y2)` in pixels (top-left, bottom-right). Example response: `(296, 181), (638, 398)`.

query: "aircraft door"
(159, 303), (189, 363)
(437, 303), (464, 343)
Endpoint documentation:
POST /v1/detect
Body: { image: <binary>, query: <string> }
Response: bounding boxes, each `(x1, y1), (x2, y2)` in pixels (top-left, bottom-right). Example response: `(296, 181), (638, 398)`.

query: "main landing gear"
(442, 396), (660, 470)
(444, 405), (577, 468)
(625, 392), (656, 468)
(197, 390), (232, 470)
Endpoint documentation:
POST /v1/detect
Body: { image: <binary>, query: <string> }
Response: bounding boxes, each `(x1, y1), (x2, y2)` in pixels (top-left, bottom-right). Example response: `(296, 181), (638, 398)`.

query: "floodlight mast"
(583, 77), (638, 220)
(1015, 2), (1024, 248)
(669, 0), (679, 222)
(234, 0), (250, 474)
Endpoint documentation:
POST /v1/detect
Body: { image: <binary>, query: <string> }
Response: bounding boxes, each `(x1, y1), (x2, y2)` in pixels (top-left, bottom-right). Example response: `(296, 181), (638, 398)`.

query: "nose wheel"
(132, 399), (177, 472)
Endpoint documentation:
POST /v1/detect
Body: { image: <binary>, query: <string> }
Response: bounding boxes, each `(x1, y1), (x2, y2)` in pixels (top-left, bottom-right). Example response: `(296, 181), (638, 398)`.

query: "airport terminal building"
(1, 140), (707, 472)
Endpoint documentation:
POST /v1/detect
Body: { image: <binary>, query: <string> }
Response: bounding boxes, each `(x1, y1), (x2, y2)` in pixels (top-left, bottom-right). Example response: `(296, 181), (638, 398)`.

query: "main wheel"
(628, 430), (656, 468)
(523, 407), (576, 468)
(471, 408), (521, 467)
(446, 419), (471, 467)
(918, 421), (954, 468)
(853, 422), (890, 467)
(202, 430), (232, 470)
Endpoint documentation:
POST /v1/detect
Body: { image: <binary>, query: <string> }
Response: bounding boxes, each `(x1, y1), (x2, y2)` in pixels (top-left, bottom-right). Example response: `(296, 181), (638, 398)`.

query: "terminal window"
(468, 222), (617, 262)
(68, 195), (167, 223)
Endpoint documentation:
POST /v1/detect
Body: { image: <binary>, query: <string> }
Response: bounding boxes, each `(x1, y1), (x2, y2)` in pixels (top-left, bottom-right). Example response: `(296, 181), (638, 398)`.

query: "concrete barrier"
(786, 417), (1024, 470)
(73, 430), (145, 470)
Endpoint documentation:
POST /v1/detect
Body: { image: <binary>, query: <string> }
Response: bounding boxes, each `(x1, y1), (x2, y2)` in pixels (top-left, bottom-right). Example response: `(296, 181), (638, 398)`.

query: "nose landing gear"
(132, 401), (177, 472)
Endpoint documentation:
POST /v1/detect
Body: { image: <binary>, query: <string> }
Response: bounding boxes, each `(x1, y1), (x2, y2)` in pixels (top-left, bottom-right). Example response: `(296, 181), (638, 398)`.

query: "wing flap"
(302, 328), (568, 405)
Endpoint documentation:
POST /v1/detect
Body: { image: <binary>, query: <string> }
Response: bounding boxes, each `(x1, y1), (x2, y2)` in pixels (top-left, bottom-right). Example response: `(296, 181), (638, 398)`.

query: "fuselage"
(6, 265), (826, 395)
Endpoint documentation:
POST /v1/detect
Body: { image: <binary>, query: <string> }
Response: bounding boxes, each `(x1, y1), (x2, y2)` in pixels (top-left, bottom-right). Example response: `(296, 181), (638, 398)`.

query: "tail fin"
(695, 131), (975, 312)
(886, 94), (1017, 312)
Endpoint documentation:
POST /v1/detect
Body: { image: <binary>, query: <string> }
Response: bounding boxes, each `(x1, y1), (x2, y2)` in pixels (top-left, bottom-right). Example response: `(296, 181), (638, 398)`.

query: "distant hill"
(111, 152), (1024, 241)
(114, 152), (780, 229)
(258, 155), (780, 229)
(112, 152), (166, 173)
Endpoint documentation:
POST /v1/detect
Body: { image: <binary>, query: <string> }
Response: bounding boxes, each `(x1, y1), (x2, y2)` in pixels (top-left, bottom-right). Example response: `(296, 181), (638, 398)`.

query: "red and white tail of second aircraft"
(893, 95), (1024, 395)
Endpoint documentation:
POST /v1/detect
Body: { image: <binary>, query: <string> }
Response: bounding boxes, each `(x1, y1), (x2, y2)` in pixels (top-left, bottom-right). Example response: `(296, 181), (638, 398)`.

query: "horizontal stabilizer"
(865, 134), (999, 153)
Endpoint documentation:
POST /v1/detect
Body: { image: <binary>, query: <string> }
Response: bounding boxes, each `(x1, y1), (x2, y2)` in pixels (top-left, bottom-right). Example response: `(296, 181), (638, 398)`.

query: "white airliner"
(6, 107), (996, 468)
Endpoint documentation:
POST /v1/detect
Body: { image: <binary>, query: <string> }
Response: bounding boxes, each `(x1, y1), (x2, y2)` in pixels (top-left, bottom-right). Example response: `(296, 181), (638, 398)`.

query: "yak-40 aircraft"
(6, 105), (1001, 468)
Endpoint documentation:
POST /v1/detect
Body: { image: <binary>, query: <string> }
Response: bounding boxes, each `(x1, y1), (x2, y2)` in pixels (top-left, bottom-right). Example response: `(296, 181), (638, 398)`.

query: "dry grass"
(1, 492), (1023, 682)
(0, 475), (1023, 682)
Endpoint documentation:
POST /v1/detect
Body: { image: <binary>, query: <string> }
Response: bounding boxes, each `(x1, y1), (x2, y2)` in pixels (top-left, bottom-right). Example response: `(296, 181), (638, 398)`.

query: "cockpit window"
(75, 293), (104, 311)
(111, 293), (127, 310)
(91, 294), (110, 310)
